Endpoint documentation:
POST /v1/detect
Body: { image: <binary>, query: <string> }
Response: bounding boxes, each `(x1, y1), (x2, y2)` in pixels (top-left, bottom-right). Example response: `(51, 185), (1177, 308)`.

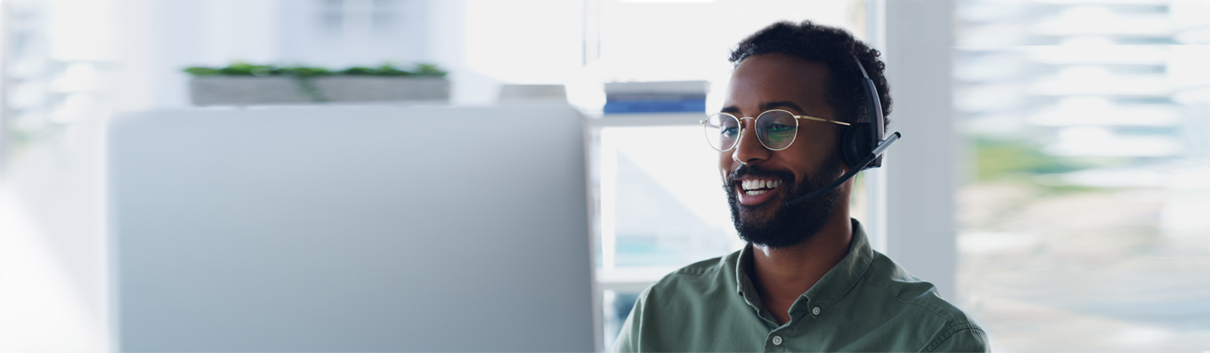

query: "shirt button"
(772, 336), (783, 345)
(812, 306), (821, 315)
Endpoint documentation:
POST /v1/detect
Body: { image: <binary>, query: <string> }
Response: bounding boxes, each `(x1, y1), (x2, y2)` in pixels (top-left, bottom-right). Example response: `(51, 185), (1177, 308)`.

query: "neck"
(749, 207), (853, 324)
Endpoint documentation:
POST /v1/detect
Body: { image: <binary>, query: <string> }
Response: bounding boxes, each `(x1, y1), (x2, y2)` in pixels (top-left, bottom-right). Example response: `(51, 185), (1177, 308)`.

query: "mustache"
(726, 164), (795, 188)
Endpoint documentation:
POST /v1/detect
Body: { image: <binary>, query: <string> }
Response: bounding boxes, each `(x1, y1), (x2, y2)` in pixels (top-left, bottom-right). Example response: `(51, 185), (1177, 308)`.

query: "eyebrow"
(761, 101), (805, 113)
(719, 101), (807, 115)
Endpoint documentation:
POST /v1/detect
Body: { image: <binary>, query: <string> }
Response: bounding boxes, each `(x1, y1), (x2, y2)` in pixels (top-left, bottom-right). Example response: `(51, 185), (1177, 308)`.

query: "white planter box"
(189, 76), (450, 105)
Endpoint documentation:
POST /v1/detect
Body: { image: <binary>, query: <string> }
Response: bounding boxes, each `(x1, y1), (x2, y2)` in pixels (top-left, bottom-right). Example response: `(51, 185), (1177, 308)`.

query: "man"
(611, 21), (989, 352)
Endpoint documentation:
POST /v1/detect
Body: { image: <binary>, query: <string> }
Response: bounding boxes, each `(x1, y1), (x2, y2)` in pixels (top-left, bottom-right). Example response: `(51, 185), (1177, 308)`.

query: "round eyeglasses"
(700, 109), (850, 152)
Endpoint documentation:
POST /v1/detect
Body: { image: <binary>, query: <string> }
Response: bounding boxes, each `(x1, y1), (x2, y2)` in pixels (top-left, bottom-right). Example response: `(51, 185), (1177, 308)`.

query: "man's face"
(720, 53), (847, 248)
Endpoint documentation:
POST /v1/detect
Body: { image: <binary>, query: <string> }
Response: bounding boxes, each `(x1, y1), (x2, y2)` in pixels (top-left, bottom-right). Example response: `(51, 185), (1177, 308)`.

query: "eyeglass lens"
(703, 110), (799, 151)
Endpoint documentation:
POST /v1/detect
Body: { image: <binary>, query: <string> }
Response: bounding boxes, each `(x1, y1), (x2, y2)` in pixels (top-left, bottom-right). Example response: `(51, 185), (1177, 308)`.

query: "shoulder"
(627, 249), (746, 321)
(858, 252), (990, 352)
(642, 250), (738, 297)
(862, 252), (974, 323)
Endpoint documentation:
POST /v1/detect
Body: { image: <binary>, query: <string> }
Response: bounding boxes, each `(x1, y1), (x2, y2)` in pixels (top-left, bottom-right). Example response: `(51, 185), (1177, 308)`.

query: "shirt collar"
(734, 218), (875, 317)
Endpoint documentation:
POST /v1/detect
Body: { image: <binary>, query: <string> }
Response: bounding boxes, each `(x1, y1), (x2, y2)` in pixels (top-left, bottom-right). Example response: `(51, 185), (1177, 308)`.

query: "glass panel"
(596, 125), (741, 269)
(602, 290), (641, 349)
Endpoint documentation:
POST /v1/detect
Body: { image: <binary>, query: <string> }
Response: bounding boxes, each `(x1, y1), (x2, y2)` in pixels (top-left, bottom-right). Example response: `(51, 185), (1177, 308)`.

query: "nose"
(731, 118), (770, 164)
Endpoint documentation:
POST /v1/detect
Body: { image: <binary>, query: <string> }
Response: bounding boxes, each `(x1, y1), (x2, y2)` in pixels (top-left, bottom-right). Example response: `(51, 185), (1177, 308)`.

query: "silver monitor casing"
(108, 103), (594, 352)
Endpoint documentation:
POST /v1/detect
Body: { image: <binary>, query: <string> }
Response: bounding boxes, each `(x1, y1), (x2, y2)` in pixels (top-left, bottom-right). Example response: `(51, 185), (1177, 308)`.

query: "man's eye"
(767, 124), (794, 133)
(721, 127), (739, 138)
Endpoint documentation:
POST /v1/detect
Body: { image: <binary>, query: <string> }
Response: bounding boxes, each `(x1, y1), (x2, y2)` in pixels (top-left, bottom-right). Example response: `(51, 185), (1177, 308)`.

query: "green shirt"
(612, 219), (989, 352)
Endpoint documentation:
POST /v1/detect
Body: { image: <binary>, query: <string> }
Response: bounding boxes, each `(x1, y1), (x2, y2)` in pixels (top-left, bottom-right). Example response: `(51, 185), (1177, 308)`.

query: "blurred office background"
(954, 0), (1210, 351)
(0, 0), (1207, 352)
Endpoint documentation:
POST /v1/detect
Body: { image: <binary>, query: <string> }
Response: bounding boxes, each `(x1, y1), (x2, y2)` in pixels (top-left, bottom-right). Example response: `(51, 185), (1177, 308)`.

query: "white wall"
(109, 0), (283, 112)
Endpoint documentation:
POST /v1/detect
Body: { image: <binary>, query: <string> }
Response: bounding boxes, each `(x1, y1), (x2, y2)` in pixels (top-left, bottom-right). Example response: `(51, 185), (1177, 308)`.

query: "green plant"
(973, 137), (1080, 181)
(340, 63), (413, 76)
(414, 63), (446, 76)
(969, 136), (1134, 195)
(182, 61), (447, 77)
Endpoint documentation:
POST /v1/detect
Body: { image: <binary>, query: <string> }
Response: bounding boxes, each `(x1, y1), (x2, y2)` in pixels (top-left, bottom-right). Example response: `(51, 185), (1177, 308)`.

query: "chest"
(643, 301), (935, 352)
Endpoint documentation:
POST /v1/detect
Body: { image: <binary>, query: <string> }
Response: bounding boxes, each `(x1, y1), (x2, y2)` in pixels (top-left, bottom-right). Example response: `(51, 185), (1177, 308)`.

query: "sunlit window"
(954, 0), (1210, 351)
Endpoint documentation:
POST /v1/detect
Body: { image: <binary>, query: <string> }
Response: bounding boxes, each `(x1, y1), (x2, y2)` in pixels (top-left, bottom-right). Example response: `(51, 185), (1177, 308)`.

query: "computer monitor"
(108, 103), (595, 352)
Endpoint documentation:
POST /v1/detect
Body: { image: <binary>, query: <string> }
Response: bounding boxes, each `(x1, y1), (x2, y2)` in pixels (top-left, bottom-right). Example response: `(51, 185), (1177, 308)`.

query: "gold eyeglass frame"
(700, 109), (850, 152)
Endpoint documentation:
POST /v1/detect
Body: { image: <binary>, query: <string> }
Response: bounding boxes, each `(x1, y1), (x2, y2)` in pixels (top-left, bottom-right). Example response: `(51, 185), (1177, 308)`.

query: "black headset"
(841, 56), (889, 170)
(784, 55), (901, 207)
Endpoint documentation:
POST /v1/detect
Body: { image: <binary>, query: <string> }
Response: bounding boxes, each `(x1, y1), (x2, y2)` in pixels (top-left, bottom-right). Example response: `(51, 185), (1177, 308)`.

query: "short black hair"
(730, 20), (892, 127)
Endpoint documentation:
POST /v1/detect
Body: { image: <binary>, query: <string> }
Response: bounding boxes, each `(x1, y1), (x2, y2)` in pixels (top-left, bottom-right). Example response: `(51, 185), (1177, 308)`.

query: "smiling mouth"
(740, 178), (784, 196)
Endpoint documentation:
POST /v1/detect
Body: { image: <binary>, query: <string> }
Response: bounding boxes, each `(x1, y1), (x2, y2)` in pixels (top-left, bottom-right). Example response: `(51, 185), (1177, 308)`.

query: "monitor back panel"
(109, 104), (594, 352)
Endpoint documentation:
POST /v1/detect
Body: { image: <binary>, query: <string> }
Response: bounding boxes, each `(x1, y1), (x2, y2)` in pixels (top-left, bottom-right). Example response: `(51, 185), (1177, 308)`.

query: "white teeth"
(740, 179), (782, 191)
(745, 190), (766, 196)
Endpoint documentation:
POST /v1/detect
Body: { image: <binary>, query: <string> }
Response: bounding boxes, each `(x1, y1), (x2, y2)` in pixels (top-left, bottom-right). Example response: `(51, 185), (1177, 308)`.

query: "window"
(954, 0), (1210, 351)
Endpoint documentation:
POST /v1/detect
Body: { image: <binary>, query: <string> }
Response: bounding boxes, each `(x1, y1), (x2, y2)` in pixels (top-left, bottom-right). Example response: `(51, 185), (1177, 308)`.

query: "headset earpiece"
(840, 122), (873, 169)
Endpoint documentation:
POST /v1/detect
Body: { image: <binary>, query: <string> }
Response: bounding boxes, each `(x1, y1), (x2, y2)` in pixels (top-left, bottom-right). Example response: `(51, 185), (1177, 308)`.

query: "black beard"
(725, 155), (844, 249)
